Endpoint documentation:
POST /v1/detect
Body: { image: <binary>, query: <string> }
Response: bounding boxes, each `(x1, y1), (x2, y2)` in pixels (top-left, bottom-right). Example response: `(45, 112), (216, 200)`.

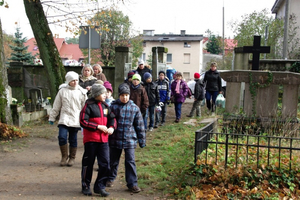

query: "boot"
(67, 146), (77, 167)
(59, 144), (68, 166)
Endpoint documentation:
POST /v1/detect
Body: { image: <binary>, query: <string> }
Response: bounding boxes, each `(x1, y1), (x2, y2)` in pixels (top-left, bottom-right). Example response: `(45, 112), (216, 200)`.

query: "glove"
(49, 121), (54, 125)
(159, 102), (164, 107)
(107, 127), (114, 135)
(97, 125), (108, 132)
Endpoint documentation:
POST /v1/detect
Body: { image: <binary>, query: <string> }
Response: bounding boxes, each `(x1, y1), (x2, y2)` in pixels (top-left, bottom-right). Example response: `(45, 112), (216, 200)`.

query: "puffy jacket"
(156, 79), (170, 102)
(170, 80), (189, 103)
(49, 85), (87, 128)
(80, 98), (116, 144)
(144, 81), (160, 106)
(129, 84), (149, 114)
(203, 69), (222, 92)
(109, 99), (146, 149)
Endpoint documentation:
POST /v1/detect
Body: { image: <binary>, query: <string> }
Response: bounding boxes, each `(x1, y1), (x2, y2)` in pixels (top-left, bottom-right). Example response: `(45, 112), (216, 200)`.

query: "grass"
(134, 115), (207, 197)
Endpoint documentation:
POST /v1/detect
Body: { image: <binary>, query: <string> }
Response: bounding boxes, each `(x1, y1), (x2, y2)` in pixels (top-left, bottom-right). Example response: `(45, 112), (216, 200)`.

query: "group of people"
(48, 60), (223, 197)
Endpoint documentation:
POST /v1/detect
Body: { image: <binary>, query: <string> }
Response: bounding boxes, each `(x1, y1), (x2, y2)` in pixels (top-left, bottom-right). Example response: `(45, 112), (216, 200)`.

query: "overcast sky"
(0, 0), (276, 39)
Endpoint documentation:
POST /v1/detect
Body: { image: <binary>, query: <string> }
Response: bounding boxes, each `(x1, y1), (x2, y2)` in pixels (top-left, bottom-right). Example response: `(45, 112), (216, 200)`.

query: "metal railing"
(195, 126), (300, 170)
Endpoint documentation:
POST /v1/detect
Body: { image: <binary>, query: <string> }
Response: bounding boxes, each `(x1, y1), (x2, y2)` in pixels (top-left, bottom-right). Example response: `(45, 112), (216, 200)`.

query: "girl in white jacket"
(49, 71), (87, 166)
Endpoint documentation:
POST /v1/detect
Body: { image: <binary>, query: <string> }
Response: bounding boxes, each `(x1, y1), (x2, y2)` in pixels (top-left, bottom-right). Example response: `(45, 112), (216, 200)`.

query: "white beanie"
(65, 71), (79, 83)
(138, 60), (144, 65)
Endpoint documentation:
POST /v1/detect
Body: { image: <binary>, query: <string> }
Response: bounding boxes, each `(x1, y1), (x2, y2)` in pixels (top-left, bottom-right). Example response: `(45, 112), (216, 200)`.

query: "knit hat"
(158, 70), (165, 76)
(138, 60), (144, 65)
(127, 71), (135, 79)
(91, 84), (107, 98)
(194, 72), (200, 79)
(103, 81), (113, 93)
(118, 83), (130, 96)
(143, 72), (152, 81)
(132, 74), (141, 82)
(65, 71), (79, 83)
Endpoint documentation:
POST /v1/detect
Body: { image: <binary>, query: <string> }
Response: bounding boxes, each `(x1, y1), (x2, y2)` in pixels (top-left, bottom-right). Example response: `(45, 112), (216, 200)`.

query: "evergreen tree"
(206, 35), (222, 55)
(9, 27), (35, 64)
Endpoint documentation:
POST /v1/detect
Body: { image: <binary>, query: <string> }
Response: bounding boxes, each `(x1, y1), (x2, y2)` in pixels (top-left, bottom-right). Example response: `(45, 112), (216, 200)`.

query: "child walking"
(49, 71), (87, 167)
(80, 84), (116, 197)
(107, 83), (146, 193)
(143, 72), (160, 131)
(187, 72), (205, 117)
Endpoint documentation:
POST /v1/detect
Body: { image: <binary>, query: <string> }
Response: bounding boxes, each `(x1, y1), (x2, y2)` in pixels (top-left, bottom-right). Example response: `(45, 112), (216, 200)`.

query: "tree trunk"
(23, 0), (66, 102)
(0, 19), (12, 124)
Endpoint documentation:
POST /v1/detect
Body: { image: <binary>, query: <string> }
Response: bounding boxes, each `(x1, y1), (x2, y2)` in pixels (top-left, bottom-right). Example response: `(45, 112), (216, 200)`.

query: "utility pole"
(222, 0), (225, 67)
(282, 0), (289, 59)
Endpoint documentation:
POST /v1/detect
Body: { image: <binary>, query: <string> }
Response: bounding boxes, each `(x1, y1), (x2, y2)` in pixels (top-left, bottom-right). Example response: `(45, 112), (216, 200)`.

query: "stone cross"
(243, 35), (270, 70)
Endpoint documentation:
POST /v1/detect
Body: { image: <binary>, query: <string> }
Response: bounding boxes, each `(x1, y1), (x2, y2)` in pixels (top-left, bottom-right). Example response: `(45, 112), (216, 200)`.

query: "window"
(183, 72), (190, 81)
(167, 53), (172, 63)
(184, 42), (191, 48)
(140, 53), (146, 62)
(184, 53), (190, 64)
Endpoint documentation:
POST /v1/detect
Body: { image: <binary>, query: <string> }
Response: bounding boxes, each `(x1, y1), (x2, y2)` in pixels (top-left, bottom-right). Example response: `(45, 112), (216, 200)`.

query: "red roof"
(24, 38), (84, 61)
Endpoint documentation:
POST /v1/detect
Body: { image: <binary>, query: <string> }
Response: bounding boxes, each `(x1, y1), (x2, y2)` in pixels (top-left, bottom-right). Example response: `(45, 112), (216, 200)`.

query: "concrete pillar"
(225, 82), (242, 113)
(152, 47), (168, 81)
(282, 84), (298, 118)
(234, 47), (250, 70)
(114, 47), (131, 98)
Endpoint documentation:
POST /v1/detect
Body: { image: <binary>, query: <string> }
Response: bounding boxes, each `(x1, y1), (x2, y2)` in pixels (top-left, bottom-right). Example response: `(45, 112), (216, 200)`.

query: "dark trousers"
(155, 103), (167, 124)
(174, 102), (183, 119)
(205, 91), (219, 112)
(147, 105), (155, 128)
(81, 142), (110, 191)
(108, 148), (137, 188)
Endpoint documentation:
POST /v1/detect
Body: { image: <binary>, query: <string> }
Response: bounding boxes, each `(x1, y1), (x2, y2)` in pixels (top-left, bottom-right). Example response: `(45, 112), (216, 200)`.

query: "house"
(141, 30), (203, 81)
(24, 37), (85, 66)
(202, 37), (237, 55)
(271, 0), (300, 58)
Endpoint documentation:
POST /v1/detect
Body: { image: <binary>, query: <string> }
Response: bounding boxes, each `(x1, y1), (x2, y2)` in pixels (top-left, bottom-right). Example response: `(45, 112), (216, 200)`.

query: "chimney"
(180, 30), (186, 36)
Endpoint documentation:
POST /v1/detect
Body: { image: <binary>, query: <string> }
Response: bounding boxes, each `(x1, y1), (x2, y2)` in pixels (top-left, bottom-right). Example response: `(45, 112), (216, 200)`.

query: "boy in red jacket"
(80, 84), (116, 197)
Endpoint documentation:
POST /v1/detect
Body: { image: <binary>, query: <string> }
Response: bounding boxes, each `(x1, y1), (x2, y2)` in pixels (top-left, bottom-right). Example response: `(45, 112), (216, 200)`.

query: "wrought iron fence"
(195, 125), (300, 170)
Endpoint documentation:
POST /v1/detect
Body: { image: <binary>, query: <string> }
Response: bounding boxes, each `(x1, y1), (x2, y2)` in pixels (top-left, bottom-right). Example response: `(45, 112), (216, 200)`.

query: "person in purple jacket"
(170, 72), (189, 123)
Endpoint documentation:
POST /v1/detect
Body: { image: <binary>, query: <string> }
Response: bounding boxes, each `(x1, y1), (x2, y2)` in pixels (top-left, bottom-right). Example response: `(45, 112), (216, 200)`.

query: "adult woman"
(93, 64), (107, 82)
(203, 62), (222, 114)
(170, 72), (189, 123)
(49, 71), (87, 166)
(79, 64), (97, 93)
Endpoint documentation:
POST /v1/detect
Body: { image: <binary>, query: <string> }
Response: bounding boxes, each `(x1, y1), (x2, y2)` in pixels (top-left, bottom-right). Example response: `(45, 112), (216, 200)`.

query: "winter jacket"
(194, 79), (205, 100)
(109, 99), (146, 149)
(203, 69), (222, 92)
(129, 84), (149, 114)
(49, 85), (87, 128)
(136, 67), (152, 83)
(156, 78), (170, 103)
(144, 81), (160, 106)
(79, 76), (97, 89)
(170, 80), (189, 103)
(80, 98), (116, 144)
(94, 73), (107, 82)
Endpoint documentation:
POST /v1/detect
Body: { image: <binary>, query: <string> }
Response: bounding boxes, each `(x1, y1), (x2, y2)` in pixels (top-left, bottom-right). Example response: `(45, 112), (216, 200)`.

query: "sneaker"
(149, 127), (153, 132)
(186, 114), (193, 117)
(94, 189), (110, 197)
(175, 119), (180, 123)
(106, 181), (114, 187)
(154, 124), (158, 128)
(160, 123), (165, 126)
(82, 187), (92, 196)
(129, 185), (141, 193)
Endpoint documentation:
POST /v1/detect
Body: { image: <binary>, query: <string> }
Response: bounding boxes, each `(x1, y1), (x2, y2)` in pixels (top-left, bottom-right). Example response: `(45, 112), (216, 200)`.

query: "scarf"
(79, 75), (96, 82)
(175, 79), (181, 94)
(131, 83), (140, 90)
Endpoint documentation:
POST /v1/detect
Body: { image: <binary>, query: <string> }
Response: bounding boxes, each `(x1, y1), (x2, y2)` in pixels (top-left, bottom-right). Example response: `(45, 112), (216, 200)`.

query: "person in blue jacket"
(106, 83), (146, 193)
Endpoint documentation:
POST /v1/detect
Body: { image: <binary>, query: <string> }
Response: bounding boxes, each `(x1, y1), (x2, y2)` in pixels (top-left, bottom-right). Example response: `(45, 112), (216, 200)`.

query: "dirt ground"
(0, 102), (195, 200)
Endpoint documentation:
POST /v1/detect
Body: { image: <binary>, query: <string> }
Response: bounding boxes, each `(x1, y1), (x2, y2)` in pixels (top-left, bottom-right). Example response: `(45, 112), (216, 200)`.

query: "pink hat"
(103, 81), (113, 93)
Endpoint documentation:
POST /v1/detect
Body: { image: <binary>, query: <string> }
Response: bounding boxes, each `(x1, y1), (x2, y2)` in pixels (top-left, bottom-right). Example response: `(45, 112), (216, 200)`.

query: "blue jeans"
(58, 125), (78, 147)
(174, 102), (182, 119)
(81, 142), (110, 190)
(147, 105), (155, 128)
(143, 109), (148, 130)
(205, 91), (219, 111)
(108, 148), (138, 188)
